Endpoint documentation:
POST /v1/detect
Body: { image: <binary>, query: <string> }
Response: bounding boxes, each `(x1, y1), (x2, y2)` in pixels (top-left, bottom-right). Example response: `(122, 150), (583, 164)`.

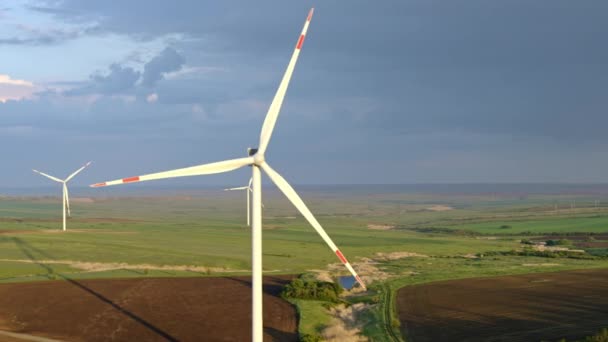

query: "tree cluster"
(281, 278), (343, 302)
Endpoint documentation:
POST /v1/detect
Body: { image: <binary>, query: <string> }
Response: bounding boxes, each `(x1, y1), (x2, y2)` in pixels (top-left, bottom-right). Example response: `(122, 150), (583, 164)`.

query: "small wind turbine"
(33, 162), (91, 231)
(225, 178), (264, 226)
(90, 9), (365, 342)
(225, 178), (253, 226)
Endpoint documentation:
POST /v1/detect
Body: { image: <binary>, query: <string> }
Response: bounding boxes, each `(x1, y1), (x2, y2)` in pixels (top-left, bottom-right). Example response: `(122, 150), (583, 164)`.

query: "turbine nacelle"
(248, 147), (265, 166)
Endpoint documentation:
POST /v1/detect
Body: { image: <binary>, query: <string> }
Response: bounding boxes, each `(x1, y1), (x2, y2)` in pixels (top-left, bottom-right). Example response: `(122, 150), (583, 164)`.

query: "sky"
(1, 0), (608, 188)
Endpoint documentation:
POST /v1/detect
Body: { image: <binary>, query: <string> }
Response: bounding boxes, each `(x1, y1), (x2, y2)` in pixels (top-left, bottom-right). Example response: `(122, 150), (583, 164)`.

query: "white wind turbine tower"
(33, 162), (92, 231)
(90, 9), (365, 341)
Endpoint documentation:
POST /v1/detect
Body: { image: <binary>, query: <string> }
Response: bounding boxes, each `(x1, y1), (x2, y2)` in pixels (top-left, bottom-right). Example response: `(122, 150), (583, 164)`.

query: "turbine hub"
(253, 153), (265, 166)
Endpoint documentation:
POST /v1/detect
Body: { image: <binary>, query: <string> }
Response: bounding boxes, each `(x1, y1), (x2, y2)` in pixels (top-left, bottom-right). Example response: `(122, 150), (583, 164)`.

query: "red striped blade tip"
(307, 8), (314, 22)
(296, 35), (306, 50)
(122, 176), (140, 183)
(90, 182), (106, 188)
(335, 250), (348, 264)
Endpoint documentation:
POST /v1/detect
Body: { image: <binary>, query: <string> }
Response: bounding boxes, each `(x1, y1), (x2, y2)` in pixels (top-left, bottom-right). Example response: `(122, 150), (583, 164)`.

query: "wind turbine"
(33, 162), (92, 231)
(225, 178), (253, 226)
(90, 8), (365, 341)
(225, 178), (264, 226)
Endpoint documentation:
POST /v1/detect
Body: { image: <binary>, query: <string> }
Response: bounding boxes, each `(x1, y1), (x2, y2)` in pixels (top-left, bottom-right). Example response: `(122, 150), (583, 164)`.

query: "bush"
(391, 317), (401, 328)
(477, 248), (598, 260)
(546, 239), (572, 246)
(282, 277), (344, 302)
(499, 225), (512, 229)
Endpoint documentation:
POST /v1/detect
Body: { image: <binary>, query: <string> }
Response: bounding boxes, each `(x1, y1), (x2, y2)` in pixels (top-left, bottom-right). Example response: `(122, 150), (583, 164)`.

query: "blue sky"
(1, 1), (608, 188)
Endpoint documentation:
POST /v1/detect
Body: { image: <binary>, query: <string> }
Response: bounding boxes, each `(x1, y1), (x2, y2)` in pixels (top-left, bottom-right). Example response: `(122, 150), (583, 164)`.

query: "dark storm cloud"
(4, 1), (608, 185)
(64, 47), (185, 96)
(43, 0), (607, 143)
(141, 47), (186, 87)
(26, 0), (608, 143)
(65, 63), (140, 96)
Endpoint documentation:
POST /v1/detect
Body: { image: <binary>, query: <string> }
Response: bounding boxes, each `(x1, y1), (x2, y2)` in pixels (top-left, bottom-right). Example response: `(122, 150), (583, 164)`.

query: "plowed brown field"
(397, 269), (608, 342)
(0, 276), (297, 342)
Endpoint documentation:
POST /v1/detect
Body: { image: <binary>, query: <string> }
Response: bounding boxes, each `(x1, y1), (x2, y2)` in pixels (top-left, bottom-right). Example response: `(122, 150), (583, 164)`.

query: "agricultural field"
(1, 184), (608, 341)
(0, 275), (297, 341)
(397, 269), (608, 342)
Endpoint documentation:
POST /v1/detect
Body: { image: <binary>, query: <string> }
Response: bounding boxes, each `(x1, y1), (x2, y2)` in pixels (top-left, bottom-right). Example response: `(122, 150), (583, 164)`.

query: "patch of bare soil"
(62, 229), (137, 235)
(0, 276), (297, 342)
(522, 263), (561, 267)
(375, 252), (428, 260)
(367, 224), (395, 230)
(322, 303), (370, 342)
(0, 259), (246, 274)
(0, 229), (137, 236)
(397, 268), (608, 342)
(317, 253), (421, 290)
(531, 245), (585, 253)
(77, 218), (143, 223)
(0, 217), (142, 224)
(0, 230), (38, 235)
(425, 205), (454, 211)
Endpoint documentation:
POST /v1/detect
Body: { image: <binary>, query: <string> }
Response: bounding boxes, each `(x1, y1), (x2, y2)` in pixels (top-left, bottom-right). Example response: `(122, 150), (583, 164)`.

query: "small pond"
(338, 276), (356, 290)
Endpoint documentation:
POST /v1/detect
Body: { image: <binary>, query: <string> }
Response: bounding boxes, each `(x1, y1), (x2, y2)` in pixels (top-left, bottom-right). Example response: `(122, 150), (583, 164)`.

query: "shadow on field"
(226, 276), (292, 296)
(11, 237), (179, 342)
(225, 276), (299, 341)
(265, 326), (298, 341)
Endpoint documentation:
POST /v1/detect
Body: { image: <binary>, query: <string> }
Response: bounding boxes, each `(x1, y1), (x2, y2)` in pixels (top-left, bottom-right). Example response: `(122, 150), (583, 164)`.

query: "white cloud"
(165, 66), (227, 80)
(0, 74), (34, 87)
(0, 74), (35, 102)
(146, 93), (158, 103)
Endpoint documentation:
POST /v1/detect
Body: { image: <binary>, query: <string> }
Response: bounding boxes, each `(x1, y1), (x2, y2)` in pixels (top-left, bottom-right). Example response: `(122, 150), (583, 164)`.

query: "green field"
(1, 186), (608, 341)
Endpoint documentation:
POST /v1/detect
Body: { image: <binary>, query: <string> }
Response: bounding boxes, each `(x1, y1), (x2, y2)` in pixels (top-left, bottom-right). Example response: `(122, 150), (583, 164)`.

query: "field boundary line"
(380, 283), (404, 342)
(0, 330), (64, 342)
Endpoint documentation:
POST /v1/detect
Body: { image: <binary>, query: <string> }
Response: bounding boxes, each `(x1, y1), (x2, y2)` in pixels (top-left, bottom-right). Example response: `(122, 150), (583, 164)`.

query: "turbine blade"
(225, 186), (249, 191)
(32, 169), (63, 183)
(261, 162), (366, 290)
(66, 161), (92, 182)
(90, 157), (253, 188)
(64, 184), (71, 217)
(257, 8), (314, 155)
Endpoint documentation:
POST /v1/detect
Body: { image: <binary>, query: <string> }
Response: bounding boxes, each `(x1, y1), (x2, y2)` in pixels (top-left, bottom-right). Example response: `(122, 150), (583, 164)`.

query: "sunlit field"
(1, 184), (608, 341)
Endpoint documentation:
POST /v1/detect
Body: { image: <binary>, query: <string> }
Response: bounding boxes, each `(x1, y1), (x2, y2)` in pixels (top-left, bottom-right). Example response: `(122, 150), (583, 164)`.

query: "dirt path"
(0, 276), (297, 342)
(397, 269), (608, 342)
(0, 258), (247, 273)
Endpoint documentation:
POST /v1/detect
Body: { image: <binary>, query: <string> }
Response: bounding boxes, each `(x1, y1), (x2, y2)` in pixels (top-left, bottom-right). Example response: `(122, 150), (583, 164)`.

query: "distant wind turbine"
(33, 162), (92, 231)
(90, 9), (365, 342)
(225, 178), (264, 226)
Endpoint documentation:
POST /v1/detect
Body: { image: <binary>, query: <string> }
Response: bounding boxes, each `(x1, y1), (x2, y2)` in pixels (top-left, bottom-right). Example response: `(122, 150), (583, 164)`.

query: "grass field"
(1, 185), (608, 341)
